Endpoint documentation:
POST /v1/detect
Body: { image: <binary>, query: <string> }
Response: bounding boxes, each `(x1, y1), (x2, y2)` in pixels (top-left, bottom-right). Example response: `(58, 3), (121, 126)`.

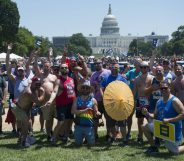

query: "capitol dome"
(100, 4), (120, 36)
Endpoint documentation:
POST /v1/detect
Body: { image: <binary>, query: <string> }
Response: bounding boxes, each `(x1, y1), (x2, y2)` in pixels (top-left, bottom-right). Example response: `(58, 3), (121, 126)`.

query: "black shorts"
(105, 112), (126, 128)
(56, 103), (74, 121)
(135, 99), (145, 118)
(97, 101), (105, 114)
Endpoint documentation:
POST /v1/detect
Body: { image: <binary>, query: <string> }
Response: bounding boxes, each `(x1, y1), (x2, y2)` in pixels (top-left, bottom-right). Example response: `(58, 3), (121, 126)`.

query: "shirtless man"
(134, 61), (153, 144)
(45, 63), (76, 144)
(12, 77), (45, 147)
(172, 65), (184, 106)
(35, 60), (57, 140)
(171, 65), (184, 135)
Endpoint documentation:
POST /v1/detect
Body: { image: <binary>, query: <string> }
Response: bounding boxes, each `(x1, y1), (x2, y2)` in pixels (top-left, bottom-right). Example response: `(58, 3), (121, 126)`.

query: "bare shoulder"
(49, 73), (57, 80)
(148, 74), (154, 80)
(147, 74), (154, 83)
(55, 78), (61, 85)
(172, 97), (184, 109)
(46, 73), (57, 83)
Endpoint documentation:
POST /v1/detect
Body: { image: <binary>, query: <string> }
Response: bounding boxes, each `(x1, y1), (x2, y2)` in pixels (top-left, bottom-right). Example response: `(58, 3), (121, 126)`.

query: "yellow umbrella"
(103, 80), (134, 121)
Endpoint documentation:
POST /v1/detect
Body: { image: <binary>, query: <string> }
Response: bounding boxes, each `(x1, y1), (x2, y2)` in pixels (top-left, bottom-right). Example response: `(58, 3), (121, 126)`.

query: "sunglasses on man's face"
(163, 62), (169, 65)
(140, 66), (148, 69)
(111, 66), (119, 69)
(53, 68), (59, 71)
(81, 86), (90, 90)
(160, 87), (169, 91)
(60, 67), (68, 70)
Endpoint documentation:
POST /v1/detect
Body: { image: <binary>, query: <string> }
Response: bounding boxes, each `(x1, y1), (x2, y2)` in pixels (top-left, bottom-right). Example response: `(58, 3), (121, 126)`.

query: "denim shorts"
(74, 125), (95, 146)
(165, 140), (180, 154)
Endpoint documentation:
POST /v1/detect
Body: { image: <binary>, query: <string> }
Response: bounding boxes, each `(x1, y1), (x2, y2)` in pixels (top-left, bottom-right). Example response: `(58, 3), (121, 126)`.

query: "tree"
(68, 33), (92, 56)
(128, 39), (154, 56)
(159, 42), (173, 56)
(13, 27), (35, 56)
(0, 0), (20, 51)
(170, 26), (184, 55)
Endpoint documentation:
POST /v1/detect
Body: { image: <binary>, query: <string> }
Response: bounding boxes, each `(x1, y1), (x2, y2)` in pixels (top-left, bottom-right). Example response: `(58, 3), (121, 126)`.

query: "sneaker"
(144, 146), (159, 154)
(47, 135), (52, 141)
(126, 133), (132, 140)
(26, 135), (36, 145)
(105, 135), (110, 142)
(21, 141), (30, 148)
(155, 137), (160, 147)
(12, 129), (17, 134)
(120, 140), (128, 147)
(61, 136), (68, 144)
(50, 137), (56, 145)
(107, 137), (115, 144)
(137, 137), (143, 145)
(40, 129), (46, 134)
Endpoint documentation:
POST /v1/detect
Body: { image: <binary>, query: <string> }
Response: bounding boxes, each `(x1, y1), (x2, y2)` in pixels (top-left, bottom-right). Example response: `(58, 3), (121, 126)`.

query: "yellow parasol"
(103, 80), (134, 121)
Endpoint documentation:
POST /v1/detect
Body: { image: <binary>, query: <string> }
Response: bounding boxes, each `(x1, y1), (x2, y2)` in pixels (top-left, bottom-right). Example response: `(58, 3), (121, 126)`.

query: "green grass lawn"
(0, 131), (183, 161)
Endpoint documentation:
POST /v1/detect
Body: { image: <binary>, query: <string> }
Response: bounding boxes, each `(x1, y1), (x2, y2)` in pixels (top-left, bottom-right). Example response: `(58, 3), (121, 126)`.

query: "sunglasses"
(60, 67), (68, 69)
(53, 68), (59, 71)
(81, 86), (91, 90)
(163, 62), (169, 65)
(160, 87), (168, 91)
(111, 66), (119, 69)
(140, 66), (148, 69)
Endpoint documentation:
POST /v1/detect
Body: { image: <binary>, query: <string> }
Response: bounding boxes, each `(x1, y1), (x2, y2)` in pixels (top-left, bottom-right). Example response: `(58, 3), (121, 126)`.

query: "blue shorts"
(74, 125), (95, 146)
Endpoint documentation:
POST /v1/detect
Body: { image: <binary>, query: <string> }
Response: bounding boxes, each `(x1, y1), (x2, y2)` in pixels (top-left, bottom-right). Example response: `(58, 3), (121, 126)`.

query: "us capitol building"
(53, 4), (169, 55)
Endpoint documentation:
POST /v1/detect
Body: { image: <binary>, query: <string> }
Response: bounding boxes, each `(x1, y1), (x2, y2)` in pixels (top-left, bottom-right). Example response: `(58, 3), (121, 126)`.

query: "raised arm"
(77, 53), (89, 76)
(149, 54), (156, 75)
(60, 47), (67, 64)
(33, 51), (42, 76)
(25, 50), (36, 72)
(6, 43), (16, 82)
(6, 43), (12, 70)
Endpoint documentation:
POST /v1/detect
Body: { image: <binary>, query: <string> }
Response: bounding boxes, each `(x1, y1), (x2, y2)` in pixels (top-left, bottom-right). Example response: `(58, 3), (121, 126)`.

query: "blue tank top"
(75, 96), (94, 127)
(156, 96), (182, 141)
(149, 78), (162, 113)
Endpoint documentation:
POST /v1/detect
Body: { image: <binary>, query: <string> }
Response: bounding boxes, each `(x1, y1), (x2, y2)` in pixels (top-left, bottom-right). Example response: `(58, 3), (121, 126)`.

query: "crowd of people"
(0, 44), (184, 155)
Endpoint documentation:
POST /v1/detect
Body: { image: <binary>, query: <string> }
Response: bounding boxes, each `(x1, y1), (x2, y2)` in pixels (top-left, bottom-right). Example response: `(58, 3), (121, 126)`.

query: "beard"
(176, 72), (182, 77)
(81, 91), (91, 96)
(61, 71), (68, 76)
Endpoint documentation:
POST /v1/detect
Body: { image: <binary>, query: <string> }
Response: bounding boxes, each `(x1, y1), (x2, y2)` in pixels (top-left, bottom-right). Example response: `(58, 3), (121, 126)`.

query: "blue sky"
(13, 0), (184, 40)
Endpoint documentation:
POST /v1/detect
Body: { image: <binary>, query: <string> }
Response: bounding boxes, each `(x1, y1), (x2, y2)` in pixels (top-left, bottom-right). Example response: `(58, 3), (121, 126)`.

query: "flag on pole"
(106, 48), (113, 56)
(152, 38), (159, 47)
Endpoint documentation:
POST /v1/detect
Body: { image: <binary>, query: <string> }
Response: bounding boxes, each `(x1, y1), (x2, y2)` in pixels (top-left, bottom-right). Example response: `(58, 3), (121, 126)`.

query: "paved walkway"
(2, 108), (139, 132)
